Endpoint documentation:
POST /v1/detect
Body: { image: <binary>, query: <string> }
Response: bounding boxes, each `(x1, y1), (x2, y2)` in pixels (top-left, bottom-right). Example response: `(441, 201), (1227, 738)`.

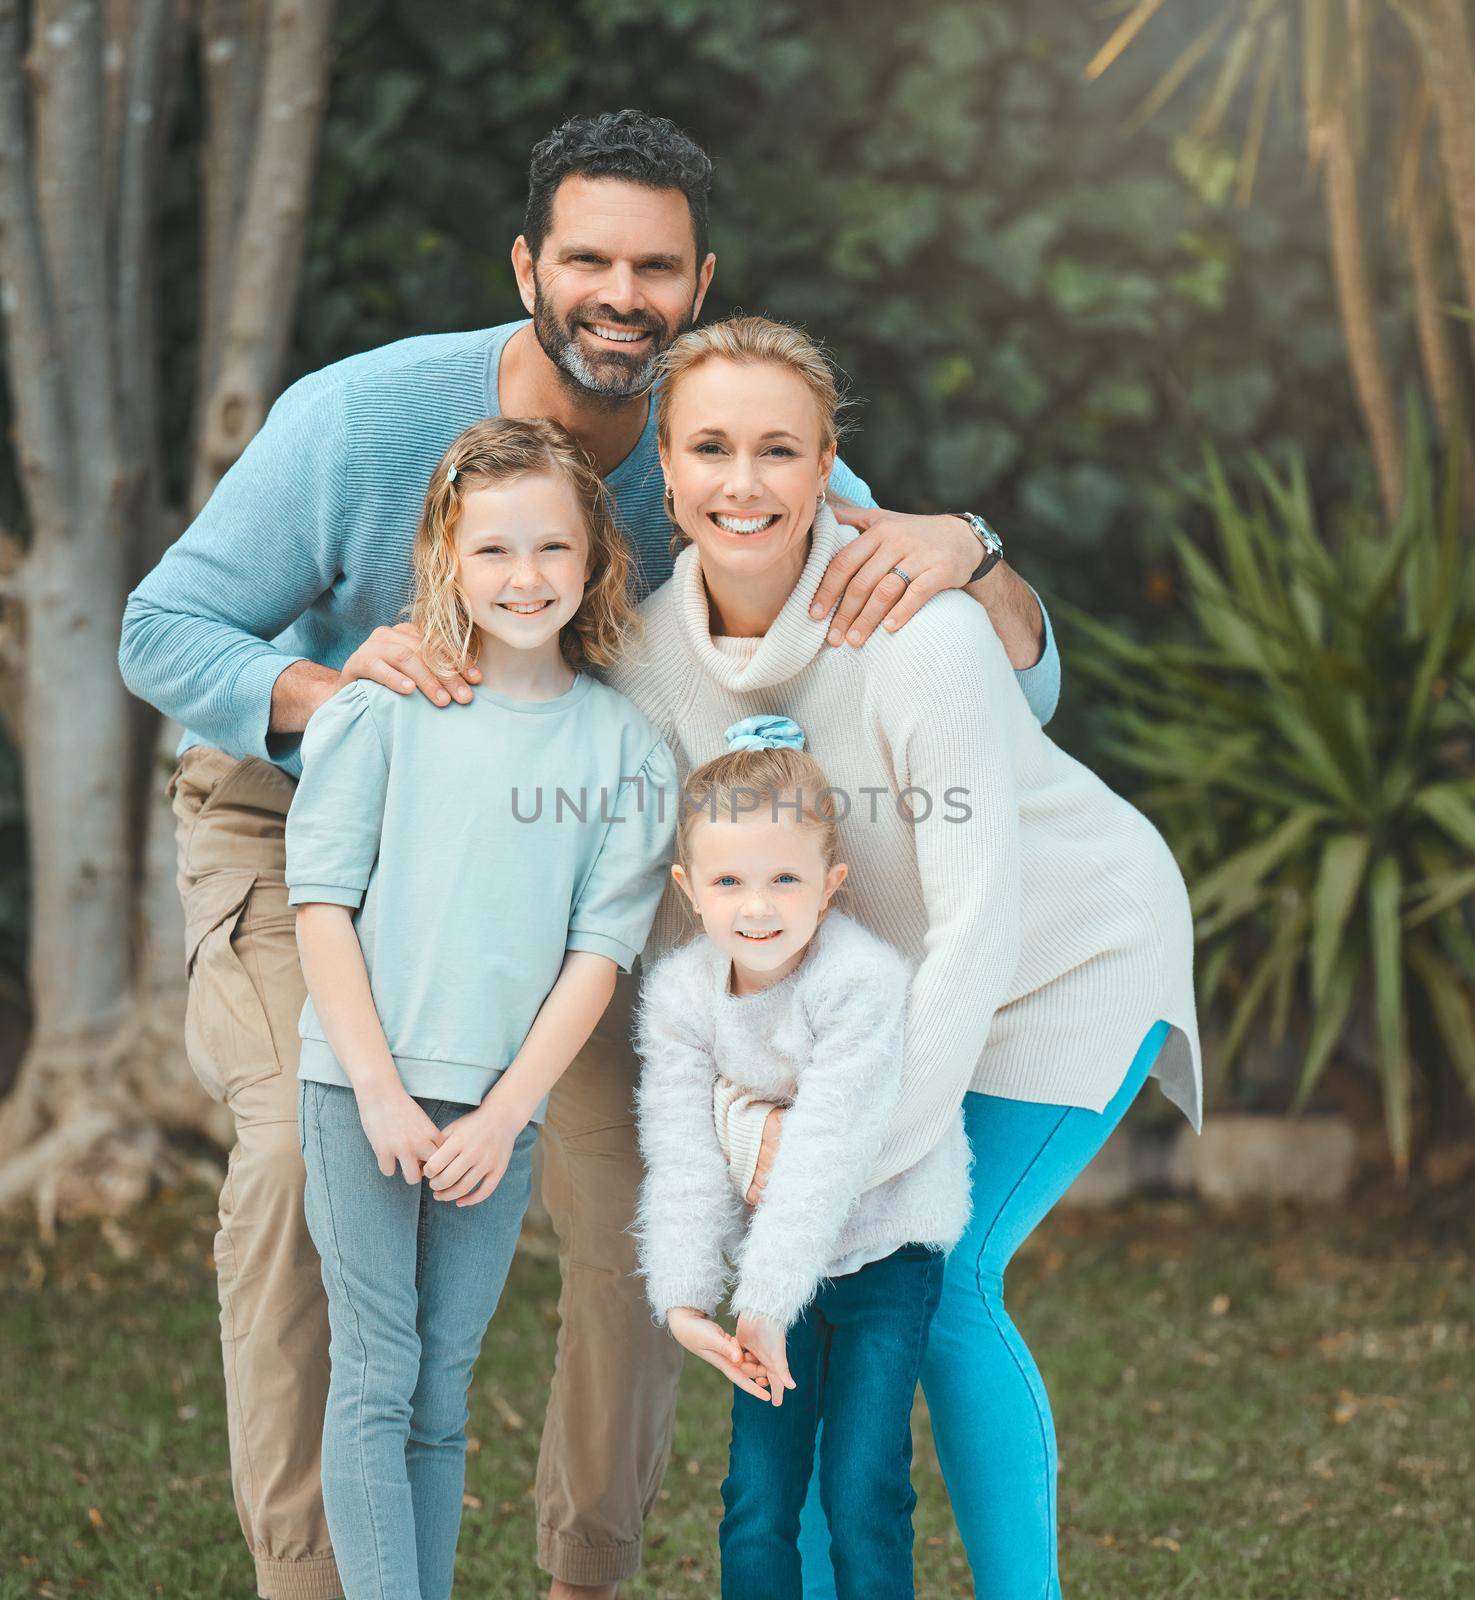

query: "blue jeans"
(798, 1020), (1173, 1600)
(720, 1242), (946, 1600)
(299, 1079), (537, 1600)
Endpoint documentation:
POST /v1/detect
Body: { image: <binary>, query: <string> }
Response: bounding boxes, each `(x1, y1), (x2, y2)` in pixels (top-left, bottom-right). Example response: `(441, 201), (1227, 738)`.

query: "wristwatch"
(954, 511), (1004, 583)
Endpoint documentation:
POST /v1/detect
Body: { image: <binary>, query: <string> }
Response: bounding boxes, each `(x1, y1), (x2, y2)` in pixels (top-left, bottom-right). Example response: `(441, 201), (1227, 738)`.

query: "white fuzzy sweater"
(606, 504), (1202, 1195)
(632, 910), (971, 1329)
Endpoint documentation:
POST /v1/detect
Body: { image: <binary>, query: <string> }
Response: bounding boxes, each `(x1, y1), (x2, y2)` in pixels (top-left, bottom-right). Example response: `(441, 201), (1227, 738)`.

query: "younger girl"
(632, 716), (970, 1600)
(285, 416), (676, 1600)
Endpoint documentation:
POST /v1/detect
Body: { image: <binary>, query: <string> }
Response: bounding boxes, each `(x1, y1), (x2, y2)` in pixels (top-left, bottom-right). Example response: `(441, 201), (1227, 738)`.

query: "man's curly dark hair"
(524, 110), (714, 267)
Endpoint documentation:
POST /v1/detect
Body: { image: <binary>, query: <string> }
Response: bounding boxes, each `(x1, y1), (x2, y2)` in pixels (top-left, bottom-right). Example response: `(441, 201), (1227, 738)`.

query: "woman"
(606, 315), (1201, 1598)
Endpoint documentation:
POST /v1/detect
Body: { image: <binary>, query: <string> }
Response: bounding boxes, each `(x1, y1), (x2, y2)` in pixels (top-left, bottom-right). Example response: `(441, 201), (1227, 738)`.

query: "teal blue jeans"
(798, 1020), (1172, 1599)
(720, 1243), (946, 1599)
(299, 1079), (536, 1600)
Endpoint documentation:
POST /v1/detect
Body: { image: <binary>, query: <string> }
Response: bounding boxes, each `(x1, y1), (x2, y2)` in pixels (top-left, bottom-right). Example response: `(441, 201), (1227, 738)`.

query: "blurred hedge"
(3, 0), (1414, 999)
(281, 0), (1405, 619)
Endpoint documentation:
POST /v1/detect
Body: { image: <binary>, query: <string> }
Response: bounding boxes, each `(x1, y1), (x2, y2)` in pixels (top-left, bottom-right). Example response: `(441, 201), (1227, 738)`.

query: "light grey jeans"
(299, 1078), (536, 1600)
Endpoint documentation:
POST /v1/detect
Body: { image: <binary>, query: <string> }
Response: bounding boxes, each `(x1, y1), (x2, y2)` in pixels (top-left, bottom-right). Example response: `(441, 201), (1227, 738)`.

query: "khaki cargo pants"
(169, 745), (684, 1597)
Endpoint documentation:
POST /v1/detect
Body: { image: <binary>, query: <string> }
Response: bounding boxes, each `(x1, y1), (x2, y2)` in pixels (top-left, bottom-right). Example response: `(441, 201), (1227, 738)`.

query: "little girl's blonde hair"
(677, 744), (848, 921)
(408, 416), (638, 675)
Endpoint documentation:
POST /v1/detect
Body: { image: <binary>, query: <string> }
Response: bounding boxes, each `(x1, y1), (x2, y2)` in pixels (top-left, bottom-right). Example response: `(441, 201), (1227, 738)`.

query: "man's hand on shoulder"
(336, 622), (481, 707)
(271, 622), (483, 738)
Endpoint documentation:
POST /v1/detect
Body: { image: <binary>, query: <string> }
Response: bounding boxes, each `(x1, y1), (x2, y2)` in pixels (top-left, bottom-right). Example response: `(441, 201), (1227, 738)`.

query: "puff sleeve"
(565, 735), (678, 973)
(284, 681), (391, 910)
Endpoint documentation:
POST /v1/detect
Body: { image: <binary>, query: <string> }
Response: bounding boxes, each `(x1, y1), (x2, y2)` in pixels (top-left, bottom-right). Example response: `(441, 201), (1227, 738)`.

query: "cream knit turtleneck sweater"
(605, 504), (1202, 1189)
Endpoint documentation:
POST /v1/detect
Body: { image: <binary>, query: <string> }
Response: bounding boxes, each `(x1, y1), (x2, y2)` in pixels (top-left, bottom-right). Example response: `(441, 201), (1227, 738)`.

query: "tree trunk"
(192, 0), (332, 502)
(1320, 105), (1405, 520)
(192, 0), (267, 435)
(0, 0), (335, 1227)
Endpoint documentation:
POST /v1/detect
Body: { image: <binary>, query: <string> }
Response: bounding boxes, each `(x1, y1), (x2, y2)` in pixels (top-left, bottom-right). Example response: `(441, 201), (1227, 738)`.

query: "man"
(119, 110), (1060, 1600)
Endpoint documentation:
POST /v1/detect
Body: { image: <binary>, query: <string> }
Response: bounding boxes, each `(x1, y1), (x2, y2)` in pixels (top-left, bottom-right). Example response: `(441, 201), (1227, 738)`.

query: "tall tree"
(0, 0), (334, 1232)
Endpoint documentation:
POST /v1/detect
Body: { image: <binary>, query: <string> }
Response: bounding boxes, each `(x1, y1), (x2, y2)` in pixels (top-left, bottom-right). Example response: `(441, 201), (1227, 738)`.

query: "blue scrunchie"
(723, 714), (806, 753)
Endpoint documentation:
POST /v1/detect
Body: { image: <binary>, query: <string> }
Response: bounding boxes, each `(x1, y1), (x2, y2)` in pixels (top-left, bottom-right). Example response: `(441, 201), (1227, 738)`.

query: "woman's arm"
(860, 597), (1024, 1189)
(712, 1079), (781, 1202)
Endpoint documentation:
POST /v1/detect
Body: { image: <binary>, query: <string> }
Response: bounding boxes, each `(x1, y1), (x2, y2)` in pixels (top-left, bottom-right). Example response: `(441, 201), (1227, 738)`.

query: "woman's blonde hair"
(676, 744), (847, 921)
(653, 315), (850, 560)
(407, 416), (638, 675)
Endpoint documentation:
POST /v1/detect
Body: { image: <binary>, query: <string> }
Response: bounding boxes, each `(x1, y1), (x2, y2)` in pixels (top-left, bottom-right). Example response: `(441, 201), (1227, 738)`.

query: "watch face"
(965, 512), (1002, 556)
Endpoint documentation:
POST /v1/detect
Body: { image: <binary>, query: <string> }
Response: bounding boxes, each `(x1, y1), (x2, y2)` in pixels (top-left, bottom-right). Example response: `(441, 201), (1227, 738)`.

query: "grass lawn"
(2, 1177), (1471, 1598)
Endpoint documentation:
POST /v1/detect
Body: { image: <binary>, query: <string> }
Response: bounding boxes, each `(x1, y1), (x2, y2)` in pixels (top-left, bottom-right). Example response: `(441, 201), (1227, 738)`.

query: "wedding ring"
(889, 566), (912, 585)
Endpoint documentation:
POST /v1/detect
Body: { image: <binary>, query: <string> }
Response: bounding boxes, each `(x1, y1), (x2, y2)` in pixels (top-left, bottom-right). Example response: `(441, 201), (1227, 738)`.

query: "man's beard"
(531, 274), (695, 406)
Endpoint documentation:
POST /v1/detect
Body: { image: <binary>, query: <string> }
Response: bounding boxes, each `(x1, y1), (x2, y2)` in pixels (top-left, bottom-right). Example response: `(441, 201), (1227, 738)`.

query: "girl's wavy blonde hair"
(408, 416), (638, 675)
(676, 744), (847, 923)
(652, 315), (851, 563)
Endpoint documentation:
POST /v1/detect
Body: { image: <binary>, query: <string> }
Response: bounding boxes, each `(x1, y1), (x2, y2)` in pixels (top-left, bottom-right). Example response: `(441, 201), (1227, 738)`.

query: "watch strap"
(955, 511), (1003, 584)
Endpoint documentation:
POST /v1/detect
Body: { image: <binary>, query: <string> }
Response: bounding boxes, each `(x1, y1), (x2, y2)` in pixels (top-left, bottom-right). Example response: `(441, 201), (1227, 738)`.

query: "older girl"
(286, 417), (676, 1600)
(607, 316), (1201, 1599)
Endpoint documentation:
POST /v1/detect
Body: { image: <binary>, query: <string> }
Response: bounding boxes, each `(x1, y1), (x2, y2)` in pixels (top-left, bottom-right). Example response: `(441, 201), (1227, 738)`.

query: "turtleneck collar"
(671, 501), (856, 692)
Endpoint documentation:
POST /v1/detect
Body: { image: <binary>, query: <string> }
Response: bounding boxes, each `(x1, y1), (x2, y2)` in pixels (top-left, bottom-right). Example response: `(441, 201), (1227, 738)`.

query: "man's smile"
(583, 322), (652, 348)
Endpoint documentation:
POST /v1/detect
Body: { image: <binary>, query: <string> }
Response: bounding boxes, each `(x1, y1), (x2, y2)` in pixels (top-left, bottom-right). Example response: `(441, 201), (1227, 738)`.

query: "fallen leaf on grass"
(1149, 1535), (1181, 1552)
(1331, 1389), (1407, 1424)
(488, 1392), (525, 1431)
(86, 1508), (105, 1529)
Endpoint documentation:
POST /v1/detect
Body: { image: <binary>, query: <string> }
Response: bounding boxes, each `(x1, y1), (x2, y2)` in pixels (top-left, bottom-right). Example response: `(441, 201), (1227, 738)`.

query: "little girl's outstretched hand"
(736, 1311), (795, 1406)
(355, 1085), (446, 1184)
(667, 1308), (773, 1403)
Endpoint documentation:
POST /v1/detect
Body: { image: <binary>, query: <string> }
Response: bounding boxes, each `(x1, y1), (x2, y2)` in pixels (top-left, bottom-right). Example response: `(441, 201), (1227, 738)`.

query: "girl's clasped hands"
(355, 1081), (526, 1207)
(665, 1306), (796, 1407)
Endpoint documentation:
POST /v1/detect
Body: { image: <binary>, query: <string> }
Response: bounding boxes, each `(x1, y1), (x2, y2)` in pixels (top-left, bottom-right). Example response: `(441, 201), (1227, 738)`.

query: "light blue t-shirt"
(284, 672), (676, 1112)
(118, 319), (1060, 779)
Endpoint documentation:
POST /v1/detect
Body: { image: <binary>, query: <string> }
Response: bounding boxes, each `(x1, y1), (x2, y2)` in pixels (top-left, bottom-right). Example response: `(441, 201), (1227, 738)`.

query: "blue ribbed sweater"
(118, 320), (1060, 777)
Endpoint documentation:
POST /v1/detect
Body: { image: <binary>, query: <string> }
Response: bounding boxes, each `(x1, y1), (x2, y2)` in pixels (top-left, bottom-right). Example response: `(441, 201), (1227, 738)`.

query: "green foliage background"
(283, 0), (1396, 614)
(3, 0), (1418, 1018)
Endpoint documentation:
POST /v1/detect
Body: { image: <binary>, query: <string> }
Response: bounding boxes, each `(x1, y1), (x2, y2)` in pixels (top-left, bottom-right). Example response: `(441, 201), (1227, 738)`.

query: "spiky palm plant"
(1062, 417), (1475, 1172)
